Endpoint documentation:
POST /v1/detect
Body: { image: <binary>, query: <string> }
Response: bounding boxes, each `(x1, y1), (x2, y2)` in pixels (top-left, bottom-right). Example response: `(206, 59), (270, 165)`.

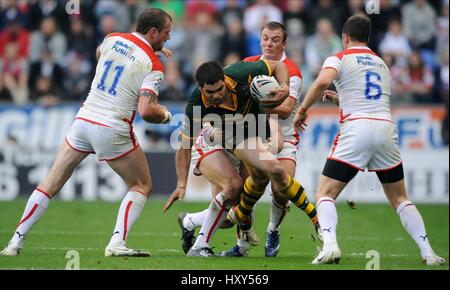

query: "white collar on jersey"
(259, 51), (287, 62)
(132, 32), (153, 49)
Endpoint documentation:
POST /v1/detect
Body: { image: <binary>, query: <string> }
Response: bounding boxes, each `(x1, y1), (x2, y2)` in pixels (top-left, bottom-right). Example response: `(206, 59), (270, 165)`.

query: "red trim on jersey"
(244, 54), (303, 78)
(335, 48), (379, 60)
(18, 203), (39, 227)
(288, 95), (298, 101)
(329, 130), (341, 157)
(108, 33), (164, 72)
(284, 140), (298, 146)
(293, 127), (300, 144)
(123, 201), (133, 240)
(368, 162), (403, 172)
(194, 145), (205, 156)
(339, 109), (351, 123)
(36, 188), (52, 199)
(100, 144), (140, 162)
(347, 117), (395, 124)
(284, 58), (302, 79)
(327, 157), (364, 171)
(75, 117), (112, 128)
(122, 111), (137, 147)
(64, 138), (95, 154)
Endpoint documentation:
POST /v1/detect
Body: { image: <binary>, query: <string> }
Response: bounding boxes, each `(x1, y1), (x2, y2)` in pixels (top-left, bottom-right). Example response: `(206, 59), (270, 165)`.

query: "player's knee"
(132, 183), (152, 197)
(223, 177), (243, 202)
(251, 175), (270, 189)
(267, 161), (286, 180)
(272, 191), (288, 206)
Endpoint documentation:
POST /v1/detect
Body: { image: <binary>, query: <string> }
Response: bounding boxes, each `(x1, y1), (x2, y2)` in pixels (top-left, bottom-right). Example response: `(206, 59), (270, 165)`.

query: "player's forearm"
(271, 61), (290, 88)
(300, 80), (329, 112)
(268, 97), (295, 120)
(138, 91), (171, 123)
(175, 148), (191, 188)
(143, 105), (171, 124)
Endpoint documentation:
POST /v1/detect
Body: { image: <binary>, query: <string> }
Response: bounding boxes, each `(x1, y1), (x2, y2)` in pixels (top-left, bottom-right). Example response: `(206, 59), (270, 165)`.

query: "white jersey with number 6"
(322, 46), (392, 122)
(322, 46), (401, 171)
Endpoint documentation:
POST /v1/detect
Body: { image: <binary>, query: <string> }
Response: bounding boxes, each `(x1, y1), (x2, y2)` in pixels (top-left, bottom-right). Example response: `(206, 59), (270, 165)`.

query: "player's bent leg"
(188, 151), (243, 257)
(178, 184), (226, 254)
(104, 146), (151, 257)
(1, 142), (89, 256)
(312, 159), (357, 264)
(265, 159), (293, 257)
(233, 137), (276, 229)
(311, 175), (348, 264)
(379, 166), (446, 266)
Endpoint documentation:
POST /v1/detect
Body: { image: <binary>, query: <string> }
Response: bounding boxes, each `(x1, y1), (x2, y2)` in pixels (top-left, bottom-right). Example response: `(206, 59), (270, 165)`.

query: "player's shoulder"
(283, 57), (302, 79)
(334, 47), (380, 60)
(106, 32), (164, 72)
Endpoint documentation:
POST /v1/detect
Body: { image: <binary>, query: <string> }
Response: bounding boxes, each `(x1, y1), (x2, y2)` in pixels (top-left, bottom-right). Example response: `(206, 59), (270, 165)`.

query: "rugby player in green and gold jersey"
(164, 60), (316, 257)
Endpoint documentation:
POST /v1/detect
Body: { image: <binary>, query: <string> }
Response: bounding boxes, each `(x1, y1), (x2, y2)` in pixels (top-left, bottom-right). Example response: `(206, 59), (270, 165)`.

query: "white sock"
(11, 189), (52, 247)
(193, 193), (228, 249)
(236, 227), (251, 254)
(317, 197), (338, 249)
(183, 209), (208, 231)
(109, 191), (147, 247)
(396, 200), (434, 259)
(267, 199), (288, 233)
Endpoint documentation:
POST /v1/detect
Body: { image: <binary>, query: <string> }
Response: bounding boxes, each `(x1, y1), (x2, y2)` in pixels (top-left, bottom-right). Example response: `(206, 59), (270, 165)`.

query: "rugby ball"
(250, 75), (279, 102)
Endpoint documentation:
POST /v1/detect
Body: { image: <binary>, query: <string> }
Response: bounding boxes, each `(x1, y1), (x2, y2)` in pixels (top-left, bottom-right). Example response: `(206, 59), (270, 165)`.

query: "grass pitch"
(0, 199), (448, 270)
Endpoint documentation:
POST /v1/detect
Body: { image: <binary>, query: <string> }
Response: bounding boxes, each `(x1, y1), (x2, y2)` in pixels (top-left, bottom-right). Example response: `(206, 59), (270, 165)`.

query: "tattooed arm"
(137, 89), (171, 124)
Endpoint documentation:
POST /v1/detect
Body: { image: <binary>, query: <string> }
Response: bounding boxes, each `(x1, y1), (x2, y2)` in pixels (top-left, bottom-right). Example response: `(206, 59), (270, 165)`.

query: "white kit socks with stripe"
(192, 193), (228, 249)
(108, 191), (147, 247)
(11, 189), (52, 247)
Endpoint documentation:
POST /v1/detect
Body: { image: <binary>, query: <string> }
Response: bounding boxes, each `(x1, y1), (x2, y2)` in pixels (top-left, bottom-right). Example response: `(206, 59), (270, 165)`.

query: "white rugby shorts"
(328, 118), (402, 171)
(277, 140), (298, 164)
(65, 117), (139, 161)
(191, 130), (240, 176)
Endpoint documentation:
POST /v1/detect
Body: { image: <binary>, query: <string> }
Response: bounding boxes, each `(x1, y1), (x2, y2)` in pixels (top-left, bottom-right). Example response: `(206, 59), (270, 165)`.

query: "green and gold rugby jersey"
(181, 60), (272, 149)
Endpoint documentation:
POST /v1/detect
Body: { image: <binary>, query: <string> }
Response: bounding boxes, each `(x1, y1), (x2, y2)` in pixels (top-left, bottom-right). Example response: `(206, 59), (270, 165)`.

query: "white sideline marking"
(0, 230), (178, 237)
(22, 247), (181, 253)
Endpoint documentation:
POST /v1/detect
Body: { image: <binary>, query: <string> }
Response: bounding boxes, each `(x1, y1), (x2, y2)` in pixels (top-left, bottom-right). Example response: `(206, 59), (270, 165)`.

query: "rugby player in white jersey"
(1, 8), (173, 257)
(294, 14), (446, 266)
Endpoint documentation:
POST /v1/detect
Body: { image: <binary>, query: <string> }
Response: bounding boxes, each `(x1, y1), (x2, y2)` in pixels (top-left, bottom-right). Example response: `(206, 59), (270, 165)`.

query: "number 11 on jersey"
(97, 60), (125, 96)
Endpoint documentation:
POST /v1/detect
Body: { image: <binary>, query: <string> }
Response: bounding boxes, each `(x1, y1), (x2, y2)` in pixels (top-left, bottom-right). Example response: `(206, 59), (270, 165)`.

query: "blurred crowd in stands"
(0, 0), (448, 111)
